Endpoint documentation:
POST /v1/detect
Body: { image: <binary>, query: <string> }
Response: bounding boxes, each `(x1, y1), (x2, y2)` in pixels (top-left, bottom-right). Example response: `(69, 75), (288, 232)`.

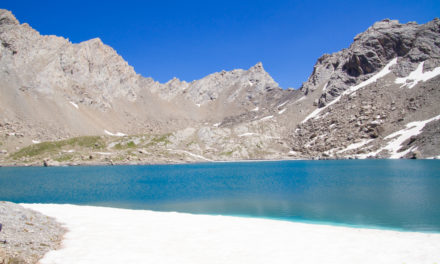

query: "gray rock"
(0, 8), (439, 162)
(0, 201), (65, 264)
(300, 18), (440, 107)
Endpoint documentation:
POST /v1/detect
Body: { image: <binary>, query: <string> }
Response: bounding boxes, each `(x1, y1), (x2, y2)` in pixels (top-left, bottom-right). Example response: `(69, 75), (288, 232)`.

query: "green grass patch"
(54, 154), (74, 162)
(113, 143), (123, 150)
(146, 133), (171, 147)
(126, 141), (136, 148)
(221, 150), (234, 156)
(113, 141), (136, 150)
(185, 140), (197, 147)
(11, 136), (104, 159)
(65, 136), (105, 149)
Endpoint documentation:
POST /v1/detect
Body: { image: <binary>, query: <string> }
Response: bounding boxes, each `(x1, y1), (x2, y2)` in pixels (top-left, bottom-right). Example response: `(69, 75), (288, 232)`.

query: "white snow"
(277, 101), (288, 108)
(322, 82), (329, 92)
(345, 57), (398, 94)
(395, 61), (440, 88)
(259, 115), (274, 121)
(213, 123), (222, 127)
(301, 101), (332, 123)
(22, 204), (440, 264)
(337, 139), (373, 154)
(251, 107), (259, 112)
(238, 132), (258, 137)
(371, 114), (440, 159)
(69, 101), (79, 109)
(104, 130), (126, 137)
(196, 104), (201, 107)
(302, 58), (398, 123)
(238, 133), (279, 140)
(295, 96), (306, 103)
(32, 140), (40, 144)
(167, 149), (213, 161)
(278, 109), (286, 115)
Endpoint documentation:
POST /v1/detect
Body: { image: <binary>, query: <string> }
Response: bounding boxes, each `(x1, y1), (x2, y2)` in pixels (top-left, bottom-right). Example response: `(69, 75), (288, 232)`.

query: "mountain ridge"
(0, 9), (439, 165)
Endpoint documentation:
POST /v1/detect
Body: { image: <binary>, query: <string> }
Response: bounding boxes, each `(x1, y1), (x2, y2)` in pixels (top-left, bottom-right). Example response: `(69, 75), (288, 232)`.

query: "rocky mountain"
(0, 9), (439, 165)
(292, 18), (440, 159)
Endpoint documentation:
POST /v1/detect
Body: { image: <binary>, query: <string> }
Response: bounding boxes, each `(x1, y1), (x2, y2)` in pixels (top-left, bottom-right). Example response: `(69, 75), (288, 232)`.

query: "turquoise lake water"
(0, 160), (439, 232)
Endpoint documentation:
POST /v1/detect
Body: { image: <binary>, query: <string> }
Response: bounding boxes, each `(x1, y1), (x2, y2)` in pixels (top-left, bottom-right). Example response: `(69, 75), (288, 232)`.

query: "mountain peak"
(0, 9), (19, 26)
(0, 12), (439, 163)
(249, 62), (264, 72)
(81, 37), (104, 46)
(371, 18), (401, 29)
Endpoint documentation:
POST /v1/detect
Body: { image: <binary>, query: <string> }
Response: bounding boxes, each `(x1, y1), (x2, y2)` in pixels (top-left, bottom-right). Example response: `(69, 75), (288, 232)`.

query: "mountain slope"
(0, 9), (439, 165)
(292, 18), (440, 159)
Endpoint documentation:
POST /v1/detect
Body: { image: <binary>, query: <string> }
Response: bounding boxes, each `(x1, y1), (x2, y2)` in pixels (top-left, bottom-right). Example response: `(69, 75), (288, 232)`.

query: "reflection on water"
(0, 160), (439, 232)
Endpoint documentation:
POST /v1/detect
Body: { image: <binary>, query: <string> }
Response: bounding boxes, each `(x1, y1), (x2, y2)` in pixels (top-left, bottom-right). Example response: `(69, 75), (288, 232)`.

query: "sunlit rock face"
(0, 8), (439, 162)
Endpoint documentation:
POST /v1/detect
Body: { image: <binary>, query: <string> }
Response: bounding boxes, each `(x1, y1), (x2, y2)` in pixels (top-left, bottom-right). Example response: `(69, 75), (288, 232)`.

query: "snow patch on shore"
(22, 204), (440, 264)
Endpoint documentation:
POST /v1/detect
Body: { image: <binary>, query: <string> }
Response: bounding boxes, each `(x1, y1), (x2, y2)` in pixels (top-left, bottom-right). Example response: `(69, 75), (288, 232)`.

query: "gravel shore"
(0, 202), (65, 264)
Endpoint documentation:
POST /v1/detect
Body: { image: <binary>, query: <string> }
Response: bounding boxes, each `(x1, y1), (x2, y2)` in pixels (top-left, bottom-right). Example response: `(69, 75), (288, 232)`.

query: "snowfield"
(22, 204), (440, 264)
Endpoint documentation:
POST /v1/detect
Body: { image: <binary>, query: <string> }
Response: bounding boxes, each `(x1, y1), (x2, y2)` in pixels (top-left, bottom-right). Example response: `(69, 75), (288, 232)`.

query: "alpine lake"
(1, 159), (439, 232)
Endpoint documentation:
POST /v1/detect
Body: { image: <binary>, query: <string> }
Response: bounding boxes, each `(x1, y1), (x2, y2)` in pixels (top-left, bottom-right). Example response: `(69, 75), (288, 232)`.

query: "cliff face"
(301, 18), (440, 107)
(0, 9), (439, 164)
(291, 18), (440, 159)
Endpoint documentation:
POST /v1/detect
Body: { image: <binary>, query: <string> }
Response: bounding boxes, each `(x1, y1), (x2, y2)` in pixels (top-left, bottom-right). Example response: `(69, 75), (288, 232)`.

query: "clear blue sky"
(2, 0), (439, 88)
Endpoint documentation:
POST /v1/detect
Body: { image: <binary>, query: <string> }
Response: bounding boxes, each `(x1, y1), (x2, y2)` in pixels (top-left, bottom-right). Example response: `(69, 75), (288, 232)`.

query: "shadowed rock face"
(0, 9), (439, 162)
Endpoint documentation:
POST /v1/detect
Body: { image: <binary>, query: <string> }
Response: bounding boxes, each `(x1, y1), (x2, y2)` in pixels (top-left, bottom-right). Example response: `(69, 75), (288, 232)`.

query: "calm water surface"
(0, 160), (439, 232)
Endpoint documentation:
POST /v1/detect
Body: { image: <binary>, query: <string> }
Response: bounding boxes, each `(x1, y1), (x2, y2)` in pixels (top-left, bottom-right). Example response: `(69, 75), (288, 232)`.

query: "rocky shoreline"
(0, 202), (65, 264)
(1, 155), (438, 168)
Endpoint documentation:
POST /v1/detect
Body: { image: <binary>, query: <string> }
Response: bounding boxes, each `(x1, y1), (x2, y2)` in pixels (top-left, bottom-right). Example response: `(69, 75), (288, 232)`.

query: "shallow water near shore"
(1, 160), (440, 232)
